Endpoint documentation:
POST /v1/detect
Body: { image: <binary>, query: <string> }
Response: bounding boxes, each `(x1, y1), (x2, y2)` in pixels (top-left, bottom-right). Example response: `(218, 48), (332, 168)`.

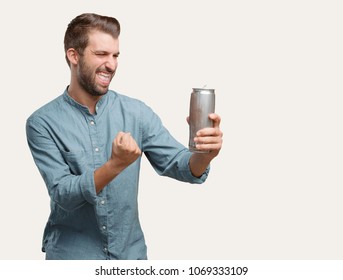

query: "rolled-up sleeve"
(140, 102), (209, 184)
(26, 118), (97, 211)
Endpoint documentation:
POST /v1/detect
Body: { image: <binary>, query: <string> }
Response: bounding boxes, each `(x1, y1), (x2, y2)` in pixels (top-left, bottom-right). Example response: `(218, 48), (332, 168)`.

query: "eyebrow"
(91, 50), (120, 56)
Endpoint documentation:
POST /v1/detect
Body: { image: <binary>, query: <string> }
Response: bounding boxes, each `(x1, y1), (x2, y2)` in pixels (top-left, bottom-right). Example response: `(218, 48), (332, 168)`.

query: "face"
(76, 31), (120, 96)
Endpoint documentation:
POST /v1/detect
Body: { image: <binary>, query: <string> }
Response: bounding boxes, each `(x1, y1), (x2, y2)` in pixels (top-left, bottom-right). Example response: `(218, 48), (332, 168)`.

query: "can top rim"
(192, 88), (215, 93)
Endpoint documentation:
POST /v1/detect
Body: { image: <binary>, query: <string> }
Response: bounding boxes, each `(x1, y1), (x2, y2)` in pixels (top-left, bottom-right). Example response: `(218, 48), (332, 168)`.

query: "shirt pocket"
(60, 150), (90, 175)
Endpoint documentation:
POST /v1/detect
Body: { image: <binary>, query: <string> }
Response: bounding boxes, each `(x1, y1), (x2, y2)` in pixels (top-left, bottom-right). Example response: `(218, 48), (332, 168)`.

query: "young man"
(26, 13), (223, 260)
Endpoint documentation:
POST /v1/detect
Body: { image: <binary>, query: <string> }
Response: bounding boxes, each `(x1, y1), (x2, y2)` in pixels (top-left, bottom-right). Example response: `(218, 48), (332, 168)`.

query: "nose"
(105, 57), (117, 73)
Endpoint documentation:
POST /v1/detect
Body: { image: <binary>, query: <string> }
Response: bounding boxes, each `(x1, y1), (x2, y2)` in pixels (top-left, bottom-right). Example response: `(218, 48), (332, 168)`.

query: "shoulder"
(108, 90), (143, 105)
(107, 90), (153, 114)
(26, 94), (65, 125)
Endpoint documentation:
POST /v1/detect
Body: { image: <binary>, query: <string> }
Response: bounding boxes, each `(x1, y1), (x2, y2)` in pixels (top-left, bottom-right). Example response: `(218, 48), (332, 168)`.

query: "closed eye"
(91, 50), (120, 58)
(94, 52), (107, 56)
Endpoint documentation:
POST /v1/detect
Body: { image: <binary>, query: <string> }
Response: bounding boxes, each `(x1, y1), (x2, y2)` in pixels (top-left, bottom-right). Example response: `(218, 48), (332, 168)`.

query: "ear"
(66, 48), (79, 66)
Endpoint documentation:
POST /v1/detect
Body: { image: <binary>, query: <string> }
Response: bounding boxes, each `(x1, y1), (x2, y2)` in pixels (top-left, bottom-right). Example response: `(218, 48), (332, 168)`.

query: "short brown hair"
(64, 13), (121, 66)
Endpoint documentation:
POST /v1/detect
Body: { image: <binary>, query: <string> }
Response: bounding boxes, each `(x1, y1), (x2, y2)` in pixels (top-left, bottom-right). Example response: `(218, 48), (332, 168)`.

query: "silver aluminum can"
(188, 88), (215, 153)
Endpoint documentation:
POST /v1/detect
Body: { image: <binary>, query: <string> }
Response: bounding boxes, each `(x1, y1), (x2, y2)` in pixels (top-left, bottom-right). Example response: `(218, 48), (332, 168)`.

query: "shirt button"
(90, 120), (95, 125)
(95, 147), (99, 152)
(102, 225), (106, 230)
(100, 200), (105, 205)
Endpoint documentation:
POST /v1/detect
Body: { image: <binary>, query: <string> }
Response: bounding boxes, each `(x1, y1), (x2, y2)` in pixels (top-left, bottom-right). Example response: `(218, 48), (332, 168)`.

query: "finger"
(194, 114), (221, 136)
(116, 132), (132, 146)
(194, 135), (222, 145)
(209, 113), (221, 128)
(115, 131), (126, 145)
(195, 142), (222, 153)
(119, 133), (141, 153)
(196, 127), (223, 137)
(121, 132), (131, 142)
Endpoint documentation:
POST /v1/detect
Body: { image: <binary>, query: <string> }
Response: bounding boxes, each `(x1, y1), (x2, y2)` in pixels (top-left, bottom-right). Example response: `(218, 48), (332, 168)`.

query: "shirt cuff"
(80, 169), (98, 205)
(178, 152), (210, 184)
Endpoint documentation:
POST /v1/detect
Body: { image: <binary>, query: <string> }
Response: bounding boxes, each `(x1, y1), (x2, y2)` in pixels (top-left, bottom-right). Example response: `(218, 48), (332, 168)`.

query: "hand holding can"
(188, 88), (215, 153)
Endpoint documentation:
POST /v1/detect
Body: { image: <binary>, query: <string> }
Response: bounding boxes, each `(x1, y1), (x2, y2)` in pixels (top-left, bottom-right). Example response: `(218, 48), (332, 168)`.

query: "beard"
(77, 57), (114, 97)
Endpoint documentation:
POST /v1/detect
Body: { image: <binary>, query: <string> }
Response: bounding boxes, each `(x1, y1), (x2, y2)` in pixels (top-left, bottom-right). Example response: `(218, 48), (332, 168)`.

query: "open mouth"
(97, 71), (112, 86)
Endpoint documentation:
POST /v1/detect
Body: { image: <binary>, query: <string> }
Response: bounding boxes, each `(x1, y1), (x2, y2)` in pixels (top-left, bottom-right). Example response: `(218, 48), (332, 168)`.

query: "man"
(26, 13), (223, 260)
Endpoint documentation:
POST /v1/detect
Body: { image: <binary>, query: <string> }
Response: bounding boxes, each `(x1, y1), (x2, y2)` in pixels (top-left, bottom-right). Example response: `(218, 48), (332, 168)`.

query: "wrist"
(107, 158), (125, 175)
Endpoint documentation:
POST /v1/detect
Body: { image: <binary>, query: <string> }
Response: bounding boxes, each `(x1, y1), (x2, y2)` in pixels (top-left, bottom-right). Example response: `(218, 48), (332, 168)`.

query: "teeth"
(97, 72), (110, 81)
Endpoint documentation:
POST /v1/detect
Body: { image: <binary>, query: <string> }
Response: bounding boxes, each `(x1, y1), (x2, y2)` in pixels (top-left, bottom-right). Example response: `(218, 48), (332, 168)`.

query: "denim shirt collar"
(63, 86), (109, 115)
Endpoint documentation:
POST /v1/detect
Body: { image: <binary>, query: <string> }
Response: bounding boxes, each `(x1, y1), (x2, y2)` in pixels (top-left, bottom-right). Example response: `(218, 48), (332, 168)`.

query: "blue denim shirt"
(26, 89), (209, 260)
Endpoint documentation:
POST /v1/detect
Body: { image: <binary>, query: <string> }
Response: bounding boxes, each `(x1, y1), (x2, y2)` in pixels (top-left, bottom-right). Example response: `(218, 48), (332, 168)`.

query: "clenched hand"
(110, 132), (141, 169)
(94, 132), (141, 194)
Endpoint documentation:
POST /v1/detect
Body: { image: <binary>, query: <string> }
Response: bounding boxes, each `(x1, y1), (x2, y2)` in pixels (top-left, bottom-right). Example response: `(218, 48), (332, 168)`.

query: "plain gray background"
(1, 0), (342, 259)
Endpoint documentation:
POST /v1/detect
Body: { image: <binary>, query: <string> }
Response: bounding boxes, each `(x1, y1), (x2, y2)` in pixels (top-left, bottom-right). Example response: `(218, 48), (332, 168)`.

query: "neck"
(68, 81), (102, 114)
